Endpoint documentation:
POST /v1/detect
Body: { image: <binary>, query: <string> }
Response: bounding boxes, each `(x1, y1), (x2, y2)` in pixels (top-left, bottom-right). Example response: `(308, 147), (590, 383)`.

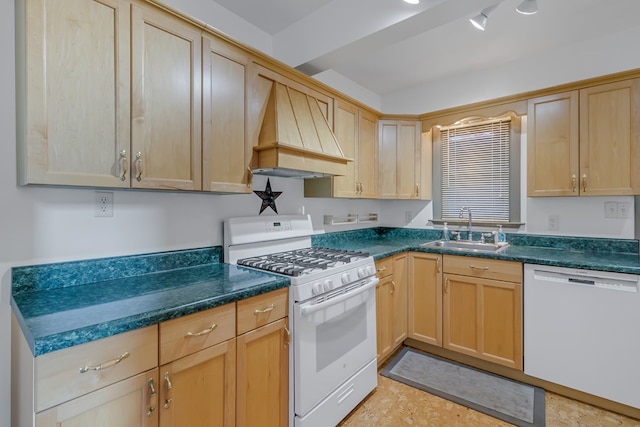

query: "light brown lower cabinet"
(35, 369), (159, 427)
(408, 252), (523, 370)
(13, 288), (289, 427)
(236, 318), (289, 427)
(375, 253), (408, 364)
(407, 252), (442, 346)
(159, 341), (236, 426)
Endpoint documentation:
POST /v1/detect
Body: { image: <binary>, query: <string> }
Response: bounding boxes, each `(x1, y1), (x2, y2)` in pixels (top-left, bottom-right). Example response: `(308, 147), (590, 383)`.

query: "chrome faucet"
(459, 207), (473, 241)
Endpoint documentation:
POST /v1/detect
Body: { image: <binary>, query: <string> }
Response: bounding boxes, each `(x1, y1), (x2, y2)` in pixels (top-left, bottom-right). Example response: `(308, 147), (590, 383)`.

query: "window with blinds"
(440, 118), (510, 222)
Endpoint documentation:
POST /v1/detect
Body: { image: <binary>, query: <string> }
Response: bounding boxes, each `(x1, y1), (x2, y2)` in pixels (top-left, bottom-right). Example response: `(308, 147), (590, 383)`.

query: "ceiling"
(212, 0), (640, 100)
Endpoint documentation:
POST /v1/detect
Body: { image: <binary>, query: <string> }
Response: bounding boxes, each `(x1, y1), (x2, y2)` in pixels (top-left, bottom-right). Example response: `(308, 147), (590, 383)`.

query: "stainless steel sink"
(420, 240), (509, 253)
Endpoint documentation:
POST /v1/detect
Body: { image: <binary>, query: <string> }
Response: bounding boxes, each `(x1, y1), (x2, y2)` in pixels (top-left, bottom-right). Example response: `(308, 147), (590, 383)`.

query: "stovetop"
(237, 247), (370, 277)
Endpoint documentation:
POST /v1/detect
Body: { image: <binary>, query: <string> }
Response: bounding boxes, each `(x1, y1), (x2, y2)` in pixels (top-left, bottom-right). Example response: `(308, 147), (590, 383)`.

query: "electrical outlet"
(547, 215), (559, 231)
(94, 191), (113, 217)
(618, 202), (632, 219)
(604, 202), (618, 218)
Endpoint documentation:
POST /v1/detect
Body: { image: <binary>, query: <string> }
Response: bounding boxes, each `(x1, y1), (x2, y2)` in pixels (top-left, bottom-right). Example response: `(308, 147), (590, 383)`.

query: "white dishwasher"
(524, 264), (640, 409)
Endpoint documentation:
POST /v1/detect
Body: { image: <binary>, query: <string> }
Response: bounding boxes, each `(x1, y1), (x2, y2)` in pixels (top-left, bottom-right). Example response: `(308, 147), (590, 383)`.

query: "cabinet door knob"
(163, 372), (173, 409)
(582, 174), (587, 192)
(571, 174), (577, 192)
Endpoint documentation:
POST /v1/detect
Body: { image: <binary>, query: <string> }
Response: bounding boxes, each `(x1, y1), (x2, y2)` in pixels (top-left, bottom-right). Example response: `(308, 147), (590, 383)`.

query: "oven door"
(293, 276), (378, 417)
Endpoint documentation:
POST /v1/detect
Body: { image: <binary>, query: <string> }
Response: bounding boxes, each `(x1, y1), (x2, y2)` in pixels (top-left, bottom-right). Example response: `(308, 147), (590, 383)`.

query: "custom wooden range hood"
(253, 82), (352, 178)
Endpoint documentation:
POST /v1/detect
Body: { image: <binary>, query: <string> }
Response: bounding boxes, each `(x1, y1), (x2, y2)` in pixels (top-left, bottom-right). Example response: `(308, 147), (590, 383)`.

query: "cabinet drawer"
(443, 255), (522, 283)
(375, 257), (394, 278)
(35, 325), (158, 412)
(160, 302), (236, 365)
(237, 288), (288, 335)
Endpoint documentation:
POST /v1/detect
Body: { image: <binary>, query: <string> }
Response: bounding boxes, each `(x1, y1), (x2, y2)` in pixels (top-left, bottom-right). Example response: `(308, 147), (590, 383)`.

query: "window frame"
(432, 114), (522, 226)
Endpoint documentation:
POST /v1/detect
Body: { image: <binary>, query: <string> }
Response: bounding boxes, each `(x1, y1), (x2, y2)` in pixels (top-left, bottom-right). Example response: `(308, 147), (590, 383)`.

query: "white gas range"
(224, 214), (378, 427)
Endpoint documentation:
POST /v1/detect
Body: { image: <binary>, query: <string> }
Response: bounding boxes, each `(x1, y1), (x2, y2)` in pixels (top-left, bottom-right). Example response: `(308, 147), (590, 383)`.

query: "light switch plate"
(604, 202), (618, 218)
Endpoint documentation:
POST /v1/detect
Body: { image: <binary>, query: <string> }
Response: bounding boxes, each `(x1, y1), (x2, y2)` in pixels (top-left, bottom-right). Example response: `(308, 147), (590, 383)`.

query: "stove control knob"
(367, 265), (376, 276)
(312, 283), (323, 295)
(323, 280), (333, 292)
(357, 267), (368, 278)
(341, 273), (351, 284)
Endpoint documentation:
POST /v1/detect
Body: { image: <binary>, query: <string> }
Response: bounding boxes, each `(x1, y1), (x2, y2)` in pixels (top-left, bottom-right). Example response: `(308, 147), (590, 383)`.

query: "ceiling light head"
(516, 0), (537, 15)
(469, 3), (500, 31)
(403, 0), (420, 4)
(469, 13), (488, 31)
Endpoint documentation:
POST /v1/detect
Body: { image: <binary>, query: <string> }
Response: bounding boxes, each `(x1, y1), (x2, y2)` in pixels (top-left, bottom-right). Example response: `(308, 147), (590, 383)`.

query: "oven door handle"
(300, 277), (379, 316)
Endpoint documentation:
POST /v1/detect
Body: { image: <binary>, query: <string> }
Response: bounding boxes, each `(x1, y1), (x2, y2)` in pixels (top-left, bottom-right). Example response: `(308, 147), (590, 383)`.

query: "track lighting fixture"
(470, 1), (537, 31)
(469, 3), (500, 31)
(516, 0), (538, 15)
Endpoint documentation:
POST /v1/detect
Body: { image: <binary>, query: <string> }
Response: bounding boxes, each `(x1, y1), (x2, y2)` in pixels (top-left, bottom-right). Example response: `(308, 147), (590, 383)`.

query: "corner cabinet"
(407, 252), (442, 346)
(304, 100), (379, 198)
(527, 79), (640, 197)
(378, 120), (432, 200)
(375, 254), (408, 364)
(407, 252), (523, 371)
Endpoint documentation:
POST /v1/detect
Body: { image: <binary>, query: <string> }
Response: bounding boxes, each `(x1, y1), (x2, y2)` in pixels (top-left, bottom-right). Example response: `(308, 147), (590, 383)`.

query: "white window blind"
(440, 118), (510, 222)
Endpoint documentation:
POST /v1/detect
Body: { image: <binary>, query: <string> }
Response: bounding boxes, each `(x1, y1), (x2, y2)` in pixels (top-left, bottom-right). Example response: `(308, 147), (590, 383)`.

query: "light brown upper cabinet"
(18, 0), (202, 190)
(130, 2), (202, 190)
(202, 35), (252, 193)
(304, 100), (378, 198)
(528, 79), (640, 196)
(378, 120), (432, 200)
(18, 0), (132, 187)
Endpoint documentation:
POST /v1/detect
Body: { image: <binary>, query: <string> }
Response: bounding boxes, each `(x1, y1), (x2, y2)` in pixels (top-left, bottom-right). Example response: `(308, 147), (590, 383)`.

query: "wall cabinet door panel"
(19, 0), (131, 187)
(131, 3), (202, 190)
(202, 35), (251, 192)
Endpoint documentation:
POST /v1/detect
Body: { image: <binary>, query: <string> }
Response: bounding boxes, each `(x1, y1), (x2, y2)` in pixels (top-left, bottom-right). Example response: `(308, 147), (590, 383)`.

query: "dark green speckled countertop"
(312, 227), (640, 274)
(12, 228), (640, 357)
(11, 247), (288, 356)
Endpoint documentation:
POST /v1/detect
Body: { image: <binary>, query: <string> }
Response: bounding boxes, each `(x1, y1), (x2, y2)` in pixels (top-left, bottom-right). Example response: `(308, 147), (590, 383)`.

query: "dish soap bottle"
(442, 222), (449, 241)
(496, 225), (506, 244)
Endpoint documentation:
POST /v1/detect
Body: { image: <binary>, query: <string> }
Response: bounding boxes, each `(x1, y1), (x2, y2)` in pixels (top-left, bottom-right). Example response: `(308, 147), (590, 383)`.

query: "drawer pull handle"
(79, 351), (129, 373)
(469, 265), (489, 271)
(436, 257), (441, 273)
(185, 323), (217, 337)
(254, 304), (275, 314)
(376, 266), (387, 272)
(391, 280), (396, 294)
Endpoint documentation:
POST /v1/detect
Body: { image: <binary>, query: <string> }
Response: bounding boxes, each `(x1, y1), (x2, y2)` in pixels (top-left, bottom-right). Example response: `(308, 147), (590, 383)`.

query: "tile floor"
(338, 352), (640, 426)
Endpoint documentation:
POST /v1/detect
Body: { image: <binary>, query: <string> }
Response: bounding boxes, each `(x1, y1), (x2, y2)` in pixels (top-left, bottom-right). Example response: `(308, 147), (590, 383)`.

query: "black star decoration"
(253, 178), (283, 214)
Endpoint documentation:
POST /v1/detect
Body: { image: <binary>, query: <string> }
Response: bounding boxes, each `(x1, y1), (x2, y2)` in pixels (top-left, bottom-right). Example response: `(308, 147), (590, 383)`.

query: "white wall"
(2, 1), (639, 426)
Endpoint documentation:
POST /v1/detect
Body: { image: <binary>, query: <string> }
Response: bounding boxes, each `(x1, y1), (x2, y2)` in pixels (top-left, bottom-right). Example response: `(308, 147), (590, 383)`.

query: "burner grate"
(236, 247), (369, 277)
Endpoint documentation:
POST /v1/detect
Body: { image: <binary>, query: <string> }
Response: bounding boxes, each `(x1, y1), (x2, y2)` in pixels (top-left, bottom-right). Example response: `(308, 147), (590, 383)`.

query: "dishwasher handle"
(532, 268), (638, 293)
